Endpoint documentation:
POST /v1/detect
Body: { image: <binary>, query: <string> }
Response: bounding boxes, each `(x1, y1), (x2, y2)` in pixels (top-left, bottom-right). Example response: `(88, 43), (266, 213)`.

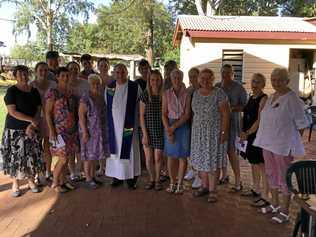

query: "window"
(222, 49), (244, 83)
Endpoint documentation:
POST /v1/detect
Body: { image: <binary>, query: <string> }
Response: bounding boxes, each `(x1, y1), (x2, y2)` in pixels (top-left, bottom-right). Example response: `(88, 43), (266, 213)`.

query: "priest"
(105, 63), (141, 189)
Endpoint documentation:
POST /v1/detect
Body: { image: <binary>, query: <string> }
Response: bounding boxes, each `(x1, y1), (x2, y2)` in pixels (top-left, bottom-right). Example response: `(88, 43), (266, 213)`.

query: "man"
(46, 51), (59, 83)
(79, 54), (96, 80)
(135, 59), (151, 91)
(105, 63), (141, 189)
(217, 64), (247, 192)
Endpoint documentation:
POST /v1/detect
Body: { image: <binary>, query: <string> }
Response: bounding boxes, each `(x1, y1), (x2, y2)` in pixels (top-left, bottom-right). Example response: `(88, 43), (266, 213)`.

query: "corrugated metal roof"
(178, 15), (316, 33)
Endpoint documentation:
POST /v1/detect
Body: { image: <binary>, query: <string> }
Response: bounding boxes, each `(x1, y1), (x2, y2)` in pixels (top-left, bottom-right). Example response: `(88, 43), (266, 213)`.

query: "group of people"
(1, 51), (308, 225)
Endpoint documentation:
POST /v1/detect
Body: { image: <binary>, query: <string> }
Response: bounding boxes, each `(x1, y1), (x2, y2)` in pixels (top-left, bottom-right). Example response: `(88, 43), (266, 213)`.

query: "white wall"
(179, 35), (316, 94)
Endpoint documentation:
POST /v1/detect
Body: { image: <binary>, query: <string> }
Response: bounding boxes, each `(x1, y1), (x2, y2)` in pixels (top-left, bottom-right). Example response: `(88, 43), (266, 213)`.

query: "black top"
(135, 78), (147, 91)
(242, 93), (267, 138)
(4, 86), (41, 130)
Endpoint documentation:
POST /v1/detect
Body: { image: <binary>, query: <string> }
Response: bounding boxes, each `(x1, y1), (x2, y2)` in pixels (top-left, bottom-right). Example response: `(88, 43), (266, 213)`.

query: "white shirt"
(253, 90), (308, 157)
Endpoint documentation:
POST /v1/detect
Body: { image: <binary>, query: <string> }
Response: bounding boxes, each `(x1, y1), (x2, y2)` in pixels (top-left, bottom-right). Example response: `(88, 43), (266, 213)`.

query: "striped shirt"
(164, 85), (188, 119)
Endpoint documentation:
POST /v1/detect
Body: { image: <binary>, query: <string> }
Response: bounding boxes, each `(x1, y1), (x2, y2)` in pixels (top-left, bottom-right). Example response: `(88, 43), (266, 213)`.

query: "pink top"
(253, 90), (308, 157)
(164, 84), (188, 119)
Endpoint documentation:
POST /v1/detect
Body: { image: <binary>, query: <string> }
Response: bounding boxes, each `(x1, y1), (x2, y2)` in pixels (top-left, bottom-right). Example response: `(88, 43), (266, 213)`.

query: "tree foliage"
(1, 0), (95, 50)
(10, 42), (44, 61)
(67, 0), (176, 63)
(281, 0), (316, 17)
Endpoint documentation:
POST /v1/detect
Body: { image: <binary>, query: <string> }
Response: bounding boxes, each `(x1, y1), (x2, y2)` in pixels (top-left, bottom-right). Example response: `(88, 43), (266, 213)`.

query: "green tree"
(168, 0), (283, 16)
(10, 42), (44, 61)
(0, 0), (95, 50)
(281, 0), (316, 17)
(68, 0), (176, 64)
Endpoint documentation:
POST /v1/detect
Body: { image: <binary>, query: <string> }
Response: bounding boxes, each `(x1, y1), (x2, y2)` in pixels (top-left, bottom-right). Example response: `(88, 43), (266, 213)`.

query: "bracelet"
(221, 131), (225, 135)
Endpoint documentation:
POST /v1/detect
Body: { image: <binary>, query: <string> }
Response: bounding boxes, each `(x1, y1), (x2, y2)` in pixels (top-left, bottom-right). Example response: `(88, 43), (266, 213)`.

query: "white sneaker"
(184, 170), (194, 181)
(192, 176), (202, 189)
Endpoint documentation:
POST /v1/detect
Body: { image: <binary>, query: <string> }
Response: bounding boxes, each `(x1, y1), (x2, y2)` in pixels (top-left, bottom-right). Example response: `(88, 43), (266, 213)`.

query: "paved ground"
(0, 132), (315, 237)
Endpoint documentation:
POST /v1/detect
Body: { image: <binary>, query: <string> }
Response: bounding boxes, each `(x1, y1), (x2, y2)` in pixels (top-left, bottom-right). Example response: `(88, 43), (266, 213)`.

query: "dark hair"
(66, 61), (80, 70)
(139, 59), (150, 67)
(56, 67), (69, 76)
(97, 57), (109, 65)
(222, 64), (233, 72)
(189, 67), (199, 75)
(150, 69), (163, 79)
(80, 54), (92, 62)
(13, 65), (29, 77)
(46, 51), (59, 60)
(35, 61), (48, 72)
(164, 60), (177, 69)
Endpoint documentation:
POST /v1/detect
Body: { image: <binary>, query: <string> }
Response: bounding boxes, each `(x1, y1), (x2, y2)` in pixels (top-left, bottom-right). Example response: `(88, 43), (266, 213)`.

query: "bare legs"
(52, 156), (67, 189)
(84, 160), (96, 182)
(43, 138), (52, 178)
(167, 158), (187, 187)
(228, 149), (241, 187)
(144, 147), (162, 184)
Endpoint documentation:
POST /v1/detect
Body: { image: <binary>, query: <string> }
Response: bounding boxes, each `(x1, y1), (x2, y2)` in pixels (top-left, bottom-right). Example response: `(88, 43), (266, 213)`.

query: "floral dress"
(190, 88), (228, 172)
(79, 94), (109, 160)
(46, 88), (79, 158)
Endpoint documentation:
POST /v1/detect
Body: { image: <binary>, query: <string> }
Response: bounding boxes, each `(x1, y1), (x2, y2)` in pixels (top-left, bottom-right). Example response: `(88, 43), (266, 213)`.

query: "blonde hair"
(88, 73), (102, 84)
(200, 68), (215, 78)
(252, 73), (266, 86)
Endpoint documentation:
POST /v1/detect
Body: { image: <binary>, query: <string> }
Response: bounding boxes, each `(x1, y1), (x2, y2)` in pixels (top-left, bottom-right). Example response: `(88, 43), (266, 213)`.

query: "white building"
(173, 15), (316, 97)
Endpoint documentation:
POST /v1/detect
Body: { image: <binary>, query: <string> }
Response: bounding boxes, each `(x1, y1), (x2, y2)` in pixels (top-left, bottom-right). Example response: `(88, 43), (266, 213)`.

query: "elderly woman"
(140, 70), (164, 191)
(240, 74), (269, 205)
(254, 68), (307, 224)
(79, 74), (109, 189)
(66, 61), (89, 182)
(191, 69), (230, 203)
(1, 65), (42, 197)
(31, 62), (57, 181)
(162, 69), (191, 194)
(46, 67), (79, 193)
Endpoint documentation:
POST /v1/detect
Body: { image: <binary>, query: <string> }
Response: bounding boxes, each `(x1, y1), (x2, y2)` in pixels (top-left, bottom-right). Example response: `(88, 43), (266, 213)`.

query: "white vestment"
(104, 81), (141, 180)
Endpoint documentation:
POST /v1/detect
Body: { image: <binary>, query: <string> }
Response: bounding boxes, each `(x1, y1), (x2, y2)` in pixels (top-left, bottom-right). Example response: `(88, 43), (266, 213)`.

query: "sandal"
(229, 183), (243, 193)
(145, 181), (155, 190)
(259, 205), (280, 214)
(154, 182), (163, 191)
(166, 183), (176, 193)
(241, 189), (260, 197)
(11, 189), (22, 198)
(52, 185), (68, 193)
(193, 188), (209, 197)
(207, 192), (218, 203)
(175, 183), (184, 195)
(251, 197), (270, 208)
(271, 212), (289, 224)
(62, 182), (76, 191)
(218, 176), (229, 185)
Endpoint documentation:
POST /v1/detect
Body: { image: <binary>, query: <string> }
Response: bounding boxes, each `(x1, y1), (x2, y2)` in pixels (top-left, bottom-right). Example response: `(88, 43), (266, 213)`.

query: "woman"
(190, 69), (230, 203)
(98, 57), (113, 88)
(139, 70), (164, 191)
(46, 67), (79, 193)
(79, 74), (109, 189)
(66, 61), (89, 182)
(162, 69), (191, 194)
(254, 68), (308, 224)
(31, 62), (57, 181)
(1, 65), (42, 197)
(163, 60), (178, 91)
(240, 73), (269, 206)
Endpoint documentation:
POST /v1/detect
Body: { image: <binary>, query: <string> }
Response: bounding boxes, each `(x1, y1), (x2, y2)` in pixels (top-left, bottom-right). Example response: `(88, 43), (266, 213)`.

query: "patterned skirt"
(0, 129), (44, 179)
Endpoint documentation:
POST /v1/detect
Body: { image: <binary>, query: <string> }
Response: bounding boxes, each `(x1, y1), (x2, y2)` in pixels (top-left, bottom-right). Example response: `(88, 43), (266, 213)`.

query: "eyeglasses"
(251, 79), (262, 84)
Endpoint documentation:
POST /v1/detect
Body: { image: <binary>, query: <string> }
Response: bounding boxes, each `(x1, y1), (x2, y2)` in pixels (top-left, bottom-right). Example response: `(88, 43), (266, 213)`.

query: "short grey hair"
(88, 74), (102, 84)
(271, 68), (289, 82)
(170, 69), (184, 80)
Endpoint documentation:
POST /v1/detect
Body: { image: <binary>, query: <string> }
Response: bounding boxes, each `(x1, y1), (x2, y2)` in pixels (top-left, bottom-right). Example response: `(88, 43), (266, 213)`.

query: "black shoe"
(111, 178), (123, 187)
(126, 177), (138, 190)
(93, 177), (103, 186)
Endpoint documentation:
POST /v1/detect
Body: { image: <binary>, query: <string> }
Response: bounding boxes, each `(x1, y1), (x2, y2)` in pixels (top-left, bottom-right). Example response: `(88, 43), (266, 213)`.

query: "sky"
(0, 0), (110, 55)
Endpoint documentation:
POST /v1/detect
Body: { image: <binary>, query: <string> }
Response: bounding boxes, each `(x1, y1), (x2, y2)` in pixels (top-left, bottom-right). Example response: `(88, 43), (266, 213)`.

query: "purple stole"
(106, 80), (138, 159)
